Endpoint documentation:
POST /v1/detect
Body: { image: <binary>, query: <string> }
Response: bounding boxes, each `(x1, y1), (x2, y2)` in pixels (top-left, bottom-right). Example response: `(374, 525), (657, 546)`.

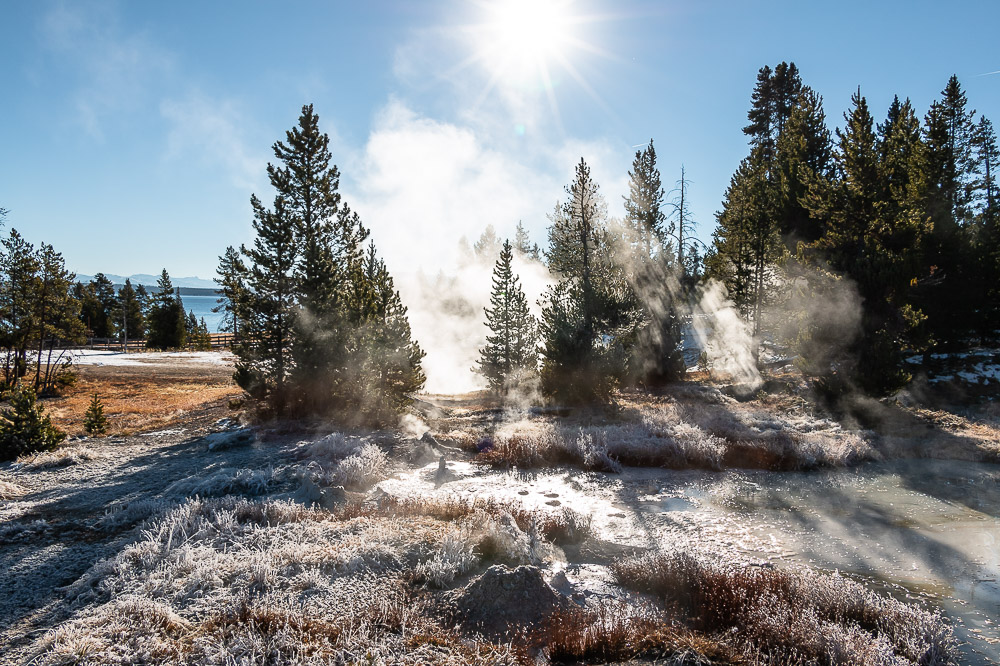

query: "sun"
(475, 0), (578, 89)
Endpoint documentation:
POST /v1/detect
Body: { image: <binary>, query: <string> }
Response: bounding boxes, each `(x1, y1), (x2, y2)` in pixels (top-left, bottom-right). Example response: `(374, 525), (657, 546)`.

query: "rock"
(406, 439), (437, 464)
(205, 428), (253, 451)
(294, 475), (345, 510)
(452, 565), (568, 638)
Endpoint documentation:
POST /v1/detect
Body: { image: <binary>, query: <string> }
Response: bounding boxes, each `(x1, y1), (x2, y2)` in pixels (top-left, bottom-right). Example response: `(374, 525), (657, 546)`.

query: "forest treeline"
(474, 64), (999, 402)
(3, 63), (996, 424)
(0, 209), (213, 395)
(708, 64), (998, 395)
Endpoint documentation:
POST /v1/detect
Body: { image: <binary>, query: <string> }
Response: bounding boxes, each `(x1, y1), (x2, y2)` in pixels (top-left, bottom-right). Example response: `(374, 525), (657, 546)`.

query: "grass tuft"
(612, 551), (957, 665)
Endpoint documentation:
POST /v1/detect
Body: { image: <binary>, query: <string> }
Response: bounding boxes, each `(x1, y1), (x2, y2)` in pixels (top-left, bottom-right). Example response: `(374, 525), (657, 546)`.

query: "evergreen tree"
(236, 196), (297, 416)
(774, 89), (833, 247)
(514, 221), (540, 260)
(0, 230), (41, 387)
(89, 273), (117, 338)
(974, 116), (1000, 222)
(707, 155), (782, 335)
(622, 139), (668, 262)
(228, 105), (422, 422)
(541, 159), (633, 402)
(145, 269), (186, 350)
(0, 383), (65, 460)
(708, 62), (820, 352)
(344, 243), (426, 424)
(476, 240), (538, 394)
(83, 392), (108, 436)
(973, 116), (1000, 335)
(32, 243), (84, 393)
(214, 245), (248, 338)
(74, 273), (117, 340)
(744, 62), (804, 163)
(184, 311), (212, 350)
(803, 90), (928, 394)
(621, 143), (686, 386)
(112, 278), (145, 346)
(921, 76), (980, 345)
(474, 225), (503, 261)
(267, 105), (370, 416)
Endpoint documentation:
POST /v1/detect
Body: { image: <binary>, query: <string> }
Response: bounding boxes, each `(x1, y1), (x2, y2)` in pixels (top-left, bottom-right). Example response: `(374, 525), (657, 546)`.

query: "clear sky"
(2, 0), (998, 280)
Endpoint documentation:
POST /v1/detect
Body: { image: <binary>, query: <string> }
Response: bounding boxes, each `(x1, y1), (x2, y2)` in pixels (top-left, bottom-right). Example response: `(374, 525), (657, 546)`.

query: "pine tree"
(973, 116), (1000, 335)
(474, 225), (503, 261)
(145, 269), (186, 350)
(345, 243), (426, 424)
(707, 154), (782, 335)
(476, 240), (538, 394)
(922, 75), (980, 345)
(514, 221), (540, 260)
(228, 105), (423, 422)
(265, 105), (370, 416)
(83, 392), (107, 436)
(744, 62), (804, 164)
(621, 143), (686, 386)
(236, 195), (297, 416)
(541, 159), (633, 402)
(803, 90), (928, 394)
(214, 245), (248, 338)
(0, 230), (41, 387)
(774, 89), (832, 247)
(32, 243), (85, 393)
(622, 140), (668, 263)
(0, 383), (65, 461)
(185, 311), (212, 350)
(112, 278), (145, 347)
(75, 273), (117, 340)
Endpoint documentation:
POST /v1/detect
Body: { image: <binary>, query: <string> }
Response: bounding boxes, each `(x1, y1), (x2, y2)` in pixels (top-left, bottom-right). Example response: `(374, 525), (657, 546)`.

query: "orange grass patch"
(41, 366), (241, 436)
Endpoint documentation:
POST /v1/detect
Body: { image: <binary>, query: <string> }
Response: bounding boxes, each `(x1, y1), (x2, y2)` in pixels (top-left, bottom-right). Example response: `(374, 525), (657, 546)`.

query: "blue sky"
(2, 0), (998, 280)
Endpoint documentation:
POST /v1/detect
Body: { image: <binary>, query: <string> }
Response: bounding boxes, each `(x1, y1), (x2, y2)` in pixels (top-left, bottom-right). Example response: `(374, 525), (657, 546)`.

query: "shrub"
(84, 393), (108, 436)
(0, 383), (65, 461)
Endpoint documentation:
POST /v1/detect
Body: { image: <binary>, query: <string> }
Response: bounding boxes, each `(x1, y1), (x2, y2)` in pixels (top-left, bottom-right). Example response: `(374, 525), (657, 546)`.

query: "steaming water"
(380, 458), (1000, 664)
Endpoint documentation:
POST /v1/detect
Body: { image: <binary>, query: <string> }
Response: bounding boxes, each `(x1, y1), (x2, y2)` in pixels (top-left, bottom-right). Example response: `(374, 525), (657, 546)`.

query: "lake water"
(178, 294), (226, 333)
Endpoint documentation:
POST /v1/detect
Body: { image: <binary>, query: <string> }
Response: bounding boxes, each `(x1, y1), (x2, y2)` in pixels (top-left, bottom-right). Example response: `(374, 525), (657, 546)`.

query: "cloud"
(346, 100), (561, 272)
(341, 98), (631, 392)
(160, 94), (268, 192)
(40, 1), (174, 139)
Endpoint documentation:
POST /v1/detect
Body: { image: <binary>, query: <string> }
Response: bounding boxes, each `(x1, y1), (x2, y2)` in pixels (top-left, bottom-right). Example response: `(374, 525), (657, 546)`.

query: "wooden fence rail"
(79, 333), (238, 352)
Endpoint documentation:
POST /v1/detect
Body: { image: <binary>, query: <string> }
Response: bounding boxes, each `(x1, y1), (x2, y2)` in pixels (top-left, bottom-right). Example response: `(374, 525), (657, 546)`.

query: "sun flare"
(478, 0), (576, 87)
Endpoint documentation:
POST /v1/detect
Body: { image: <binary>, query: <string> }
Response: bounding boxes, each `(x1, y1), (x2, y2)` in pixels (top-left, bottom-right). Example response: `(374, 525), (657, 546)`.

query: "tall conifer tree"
(476, 240), (538, 394)
(145, 269), (186, 350)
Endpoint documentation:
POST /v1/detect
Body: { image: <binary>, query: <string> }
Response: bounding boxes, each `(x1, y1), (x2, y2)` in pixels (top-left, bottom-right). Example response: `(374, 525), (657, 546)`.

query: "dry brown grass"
(41, 364), (241, 436)
(536, 603), (736, 664)
(612, 551), (957, 665)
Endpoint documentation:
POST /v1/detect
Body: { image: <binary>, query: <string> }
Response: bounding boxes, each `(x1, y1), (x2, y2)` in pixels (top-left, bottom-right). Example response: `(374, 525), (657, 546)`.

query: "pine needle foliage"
(0, 383), (65, 460)
(84, 393), (108, 436)
(221, 105), (424, 424)
(476, 240), (538, 395)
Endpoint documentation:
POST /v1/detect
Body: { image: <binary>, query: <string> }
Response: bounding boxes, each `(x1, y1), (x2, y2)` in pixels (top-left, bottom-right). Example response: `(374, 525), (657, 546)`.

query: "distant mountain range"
(75, 273), (218, 289)
(75, 273), (219, 295)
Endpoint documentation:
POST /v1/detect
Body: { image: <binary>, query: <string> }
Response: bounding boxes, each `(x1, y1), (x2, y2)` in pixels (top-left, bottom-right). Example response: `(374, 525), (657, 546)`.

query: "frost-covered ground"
(5, 381), (1000, 664)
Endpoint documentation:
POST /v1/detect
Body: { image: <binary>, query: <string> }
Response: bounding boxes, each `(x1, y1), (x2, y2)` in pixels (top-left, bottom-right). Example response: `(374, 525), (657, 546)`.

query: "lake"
(179, 294), (226, 333)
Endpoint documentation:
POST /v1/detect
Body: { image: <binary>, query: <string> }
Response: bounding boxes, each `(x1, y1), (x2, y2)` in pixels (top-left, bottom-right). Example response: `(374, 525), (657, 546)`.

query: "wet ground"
(380, 456), (1000, 664)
